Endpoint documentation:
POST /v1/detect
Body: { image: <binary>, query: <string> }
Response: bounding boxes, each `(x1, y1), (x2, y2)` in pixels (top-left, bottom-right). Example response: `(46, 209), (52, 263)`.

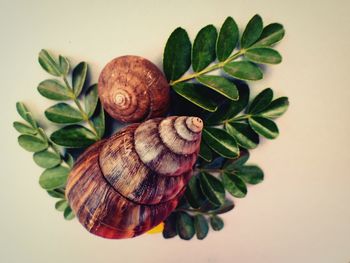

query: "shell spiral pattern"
(98, 55), (170, 123)
(66, 116), (203, 239)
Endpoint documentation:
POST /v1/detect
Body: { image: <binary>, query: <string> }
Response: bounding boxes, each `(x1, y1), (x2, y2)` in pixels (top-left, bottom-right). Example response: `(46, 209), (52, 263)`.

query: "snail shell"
(66, 116), (203, 239)
(98, 55), (170, 123)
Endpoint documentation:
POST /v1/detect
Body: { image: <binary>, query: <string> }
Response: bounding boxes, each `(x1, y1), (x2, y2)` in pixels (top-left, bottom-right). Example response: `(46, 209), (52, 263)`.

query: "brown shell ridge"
(133, 118), (197, 176)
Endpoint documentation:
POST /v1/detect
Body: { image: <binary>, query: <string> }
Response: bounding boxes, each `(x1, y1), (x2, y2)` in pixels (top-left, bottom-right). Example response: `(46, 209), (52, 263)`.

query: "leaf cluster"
(13, 102), (74, 220)
(38, 50), (105, 148)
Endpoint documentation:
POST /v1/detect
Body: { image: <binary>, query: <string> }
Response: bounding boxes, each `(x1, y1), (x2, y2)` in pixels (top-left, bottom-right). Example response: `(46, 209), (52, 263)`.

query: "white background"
(1, 0), (350, 262)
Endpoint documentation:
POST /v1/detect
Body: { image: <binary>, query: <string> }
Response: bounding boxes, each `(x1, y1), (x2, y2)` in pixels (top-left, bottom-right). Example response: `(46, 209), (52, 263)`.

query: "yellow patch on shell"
(146, 222), (164, 234)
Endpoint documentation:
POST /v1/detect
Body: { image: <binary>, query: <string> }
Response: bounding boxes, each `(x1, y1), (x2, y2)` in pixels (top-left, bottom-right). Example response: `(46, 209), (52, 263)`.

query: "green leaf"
(254, 23), (285, 47)
(199, 140), (213, 162)
(91, 103), (105, 139)
(222, 172), (247, 198)
(38, 49), (62, 77)
(199, 172), (225, 206)
(212, 199), (235, 214)
(194, 215), (209, 240)
(172, 83), (218, 112)
(13, 122), (37, 135)
(39, 165), (70, 190)
(33, 150), (61, 168)
(217, 16), (239, 61)
(210, 215), (224, 231)
(16, 102), (30, 123)
(59, 55), (70, 76)
(224, 61), (263, 81)
(25, 113), (38, 129)
(176, 212), (195, 240)
(185, 176), (207, 209)
(241, 14), (263, 48)
(64, 153), (74, 168)
(203, 128), (239, 158)
(37, 79), (72, 101)
(226, 122), (259, 149)
(45, 103), (84, 124)
(236, 165), (264, 184)
(18, 135), (48, 152)
(259, 97), (289, 119)
(196, 75), (239, 100)
(50, 125), (97, 148)
(64, 206), (75, 220)
(72, 62), (88, 97)
(248, 88), (273, 114)
(192, 25), (217, 72)
(55, 199), (68, 212)
(163, 213), (178, 239)
(248, 116), (279, 139)
(245, 48), (282, 64)
(84, 84), (98, 117)
(47, 188), (65, 199)
(163, 27), (192, 81)
(223, 150), (250, 171)
(206, 84), (250, 125)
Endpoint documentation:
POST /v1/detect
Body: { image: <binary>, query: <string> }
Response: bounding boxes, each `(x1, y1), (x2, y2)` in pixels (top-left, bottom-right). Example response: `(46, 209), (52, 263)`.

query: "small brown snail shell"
(66, 116), (203, 239)
(98, 55), (170, 123)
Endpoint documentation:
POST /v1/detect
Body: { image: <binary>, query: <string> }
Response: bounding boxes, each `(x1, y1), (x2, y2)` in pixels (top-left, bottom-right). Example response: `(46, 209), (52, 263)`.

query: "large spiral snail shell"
(66, 116), (203, 239)
(98, 55), (170, 123)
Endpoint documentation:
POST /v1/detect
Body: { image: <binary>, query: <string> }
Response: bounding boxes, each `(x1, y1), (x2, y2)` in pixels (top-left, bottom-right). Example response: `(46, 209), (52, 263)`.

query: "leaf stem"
(174, 208), (217, 216)
(170, 49), (246, 86)
(224, 113), (251, 124)
(63, 77), (100, 139)
(194, 168), (224, 174)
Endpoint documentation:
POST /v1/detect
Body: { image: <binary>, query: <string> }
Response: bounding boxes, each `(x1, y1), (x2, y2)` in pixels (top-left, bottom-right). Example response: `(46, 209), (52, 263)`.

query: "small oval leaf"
(39, 165), (70, 190)
(37, 79), (72, 101)
(206, 83), (250, 125)
(45, 103), (84, 124)
(185, 176), (207, 209)
(59, 55), (70, 76)
(18, 135), (48, 152)
(203, 128), (239, 158)
(91, 103), (105, 139)
(194, 214), (209, 240)
(199, 172), (225, 206)
(64, 206), (75, 220)
(84, 84), (99, 117)
(245, 48), (282, 64)
(50, 125), (97, 148)
(163, 27), (192, 81)
(196, 75), (239, 100)
(236, 165), (264, 185)
(192, 25), (218, 72)
(217, 16), (239, 61)
(210, 215), (224, 231)
(172, 83), (218, 112)
(199, 140), (213, 162)
(38, 49), (62, 77)
(16, 102), (30, 122)
(47, 188), (65, 199)
(259, 97), (289, 119)
(163, 213), (178, 239)
(222, 172), (247, 198)
(241, 14), (263, 48)
(223, 149), (250, 171)
(254, 23), (285, 47)
(248, 116), (279, 139)
(33, 150), (61, 168)
(13, 122), (37, 135)
(224, 61), (263, 81)
(177, 212), (195, 240)
(248, 88), (274, 114)
(72, 62), (88, 97)
(226, 122), (259, 149)
(55, 199), (68, 212)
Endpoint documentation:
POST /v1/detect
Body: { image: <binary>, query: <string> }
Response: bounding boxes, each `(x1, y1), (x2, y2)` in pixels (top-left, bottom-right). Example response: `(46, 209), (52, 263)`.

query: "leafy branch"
(161, 14), (289, 240)
(14, 102), (75, 220)
(38, 50), (105, 148)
